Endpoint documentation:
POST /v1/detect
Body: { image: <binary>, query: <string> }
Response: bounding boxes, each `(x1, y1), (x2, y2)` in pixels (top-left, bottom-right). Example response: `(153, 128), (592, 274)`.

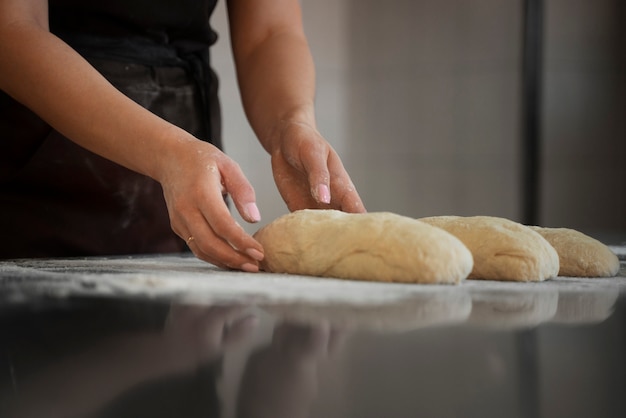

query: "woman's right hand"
(0, 1), (264, 270)
(157, 135), (264, 271)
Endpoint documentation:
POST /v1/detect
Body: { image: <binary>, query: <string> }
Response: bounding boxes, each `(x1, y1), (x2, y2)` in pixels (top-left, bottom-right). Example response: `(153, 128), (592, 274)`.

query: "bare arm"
(227, 0), (365, 212)
(0, 0), (172, 176)
(0, 0), (264, 270)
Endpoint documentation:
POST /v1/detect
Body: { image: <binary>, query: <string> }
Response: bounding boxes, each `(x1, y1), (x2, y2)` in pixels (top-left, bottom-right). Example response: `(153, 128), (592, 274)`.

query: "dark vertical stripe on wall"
(521, 0), (543, 225)
(620, 0), (626, 217)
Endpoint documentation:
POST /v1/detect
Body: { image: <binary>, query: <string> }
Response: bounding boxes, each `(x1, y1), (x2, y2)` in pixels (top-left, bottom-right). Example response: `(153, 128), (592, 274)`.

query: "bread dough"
(253, 209), (473, 284)
(419, 216), (559, 282)
(529, 226), (620, 277)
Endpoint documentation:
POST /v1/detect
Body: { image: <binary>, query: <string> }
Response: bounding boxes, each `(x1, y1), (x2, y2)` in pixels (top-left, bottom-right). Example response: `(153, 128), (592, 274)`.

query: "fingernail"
(246, 248), (264, 261)
(317, 184), (331, 204)
(244, 202), (261, 222)
(241, 263), (259, 273)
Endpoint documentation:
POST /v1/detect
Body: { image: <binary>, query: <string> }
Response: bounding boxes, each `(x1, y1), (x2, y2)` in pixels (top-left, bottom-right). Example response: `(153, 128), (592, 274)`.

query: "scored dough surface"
(529, 226), (620, 277)
(419, 216), (559, 282)
(254, 209), (473, 284)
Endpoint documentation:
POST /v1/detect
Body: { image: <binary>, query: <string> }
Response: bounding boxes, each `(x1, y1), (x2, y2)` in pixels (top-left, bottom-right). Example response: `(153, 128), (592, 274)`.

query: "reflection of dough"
(467, 288), (559, 329)
(530, 227), (620, 277)
(420, 216), (559, 282)
(254, 210), (473, 284)
(551, 287), (619, 324)
(263, 290), (471, 333)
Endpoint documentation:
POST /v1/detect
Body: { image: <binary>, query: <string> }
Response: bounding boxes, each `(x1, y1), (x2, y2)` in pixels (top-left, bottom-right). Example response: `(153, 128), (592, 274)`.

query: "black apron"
(0, 4), (221, 259)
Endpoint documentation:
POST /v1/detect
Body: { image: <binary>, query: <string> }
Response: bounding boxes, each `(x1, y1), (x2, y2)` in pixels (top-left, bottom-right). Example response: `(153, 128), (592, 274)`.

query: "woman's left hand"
(269, 121), (366, 213)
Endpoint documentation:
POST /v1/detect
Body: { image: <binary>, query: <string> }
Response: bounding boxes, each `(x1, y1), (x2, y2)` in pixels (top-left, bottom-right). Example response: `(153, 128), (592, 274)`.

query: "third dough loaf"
(420, 216), (559, 282)
(529, 226), (620, 277)
(253, 209), (473, 284)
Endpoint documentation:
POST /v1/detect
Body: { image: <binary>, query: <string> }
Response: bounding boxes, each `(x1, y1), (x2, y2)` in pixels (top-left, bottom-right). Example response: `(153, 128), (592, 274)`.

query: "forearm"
(228, 0), (318, 154)
(0, 19), (190, 181)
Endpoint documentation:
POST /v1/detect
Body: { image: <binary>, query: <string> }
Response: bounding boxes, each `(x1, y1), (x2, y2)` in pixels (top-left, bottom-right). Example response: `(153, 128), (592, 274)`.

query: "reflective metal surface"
(1, 253), (625, 418)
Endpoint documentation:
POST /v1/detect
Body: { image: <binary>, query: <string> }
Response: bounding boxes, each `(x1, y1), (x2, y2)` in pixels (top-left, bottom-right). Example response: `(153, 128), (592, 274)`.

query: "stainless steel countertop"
(1, 251), (625, 418)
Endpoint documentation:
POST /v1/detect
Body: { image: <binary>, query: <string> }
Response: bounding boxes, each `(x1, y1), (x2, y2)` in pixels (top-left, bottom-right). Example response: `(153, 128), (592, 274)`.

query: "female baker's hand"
(227, 0), (364, 214)
(270, 120), (365, 213)
(157, 136), (264, 272)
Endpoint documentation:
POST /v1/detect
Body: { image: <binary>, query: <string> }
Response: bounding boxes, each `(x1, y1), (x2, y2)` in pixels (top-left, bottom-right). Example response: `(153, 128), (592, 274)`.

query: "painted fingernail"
(244, 202), (261, 222)
(241, 263), (259, 273)
(317, 184), (331, 204)
(246, 248), (264, 261)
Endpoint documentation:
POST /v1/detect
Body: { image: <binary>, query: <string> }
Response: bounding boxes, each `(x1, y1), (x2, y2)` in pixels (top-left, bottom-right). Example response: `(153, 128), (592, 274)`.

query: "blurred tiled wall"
(212, 0), (625, 240)
(343, 0), (523, 220)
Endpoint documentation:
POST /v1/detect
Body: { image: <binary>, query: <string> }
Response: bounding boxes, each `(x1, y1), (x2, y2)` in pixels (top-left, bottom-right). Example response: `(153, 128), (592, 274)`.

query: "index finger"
(201, 163), (264, 259)
(327, 153), (366, 213)
(298, 140), (332, 205)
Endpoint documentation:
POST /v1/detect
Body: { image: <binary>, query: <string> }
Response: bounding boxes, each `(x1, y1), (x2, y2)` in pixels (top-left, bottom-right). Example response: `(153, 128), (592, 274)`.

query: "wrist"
(262, 105), (316, 154)
(146, 124), (200, 183)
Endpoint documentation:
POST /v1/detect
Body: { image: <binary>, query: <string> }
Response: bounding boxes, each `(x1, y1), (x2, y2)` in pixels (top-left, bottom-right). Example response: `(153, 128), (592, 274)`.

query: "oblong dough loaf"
(253, 209), (473, 284)
(420, 216), (559, 282)
(529, 226), (620, 277)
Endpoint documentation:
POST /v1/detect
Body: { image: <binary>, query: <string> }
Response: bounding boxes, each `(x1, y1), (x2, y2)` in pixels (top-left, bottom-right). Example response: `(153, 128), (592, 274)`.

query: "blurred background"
(211, 0), (625, 243)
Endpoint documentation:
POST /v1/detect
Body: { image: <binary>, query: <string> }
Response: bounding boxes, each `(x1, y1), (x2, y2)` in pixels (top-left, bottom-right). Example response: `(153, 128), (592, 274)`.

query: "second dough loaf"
(420, 216), (560, 282)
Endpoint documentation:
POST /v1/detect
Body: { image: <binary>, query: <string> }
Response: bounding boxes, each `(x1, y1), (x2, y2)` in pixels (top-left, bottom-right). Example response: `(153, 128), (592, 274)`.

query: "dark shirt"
(49, 0), (219, 51)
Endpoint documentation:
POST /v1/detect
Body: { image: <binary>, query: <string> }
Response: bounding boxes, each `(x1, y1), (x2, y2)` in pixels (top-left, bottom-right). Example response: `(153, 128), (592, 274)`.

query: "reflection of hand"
(7, 304), (257, 418)
(237, 322), (347, 418)
(162, 304), (258, 373)
(272, 322), (346, 362)
(270, 121), (366, 213)
(158, 139), (265, 271)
